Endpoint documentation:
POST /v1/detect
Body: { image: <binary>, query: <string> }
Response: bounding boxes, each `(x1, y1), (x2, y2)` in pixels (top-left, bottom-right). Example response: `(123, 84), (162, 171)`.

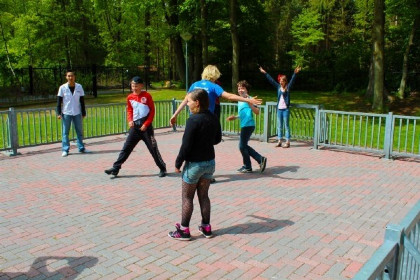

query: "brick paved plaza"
(1, 129), (419, 279)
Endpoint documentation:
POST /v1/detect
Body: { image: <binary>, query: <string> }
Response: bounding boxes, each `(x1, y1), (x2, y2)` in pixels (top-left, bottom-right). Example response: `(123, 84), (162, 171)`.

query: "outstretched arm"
(221, 91), (262, 106)
(170, 94), (188, 126)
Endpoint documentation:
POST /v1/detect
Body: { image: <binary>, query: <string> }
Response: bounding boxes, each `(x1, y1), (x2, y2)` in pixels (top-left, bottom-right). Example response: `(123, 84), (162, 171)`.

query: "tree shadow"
(0, 256), (98, 279)
(213, 165), (308, 183)
(214, 215), (294, 236)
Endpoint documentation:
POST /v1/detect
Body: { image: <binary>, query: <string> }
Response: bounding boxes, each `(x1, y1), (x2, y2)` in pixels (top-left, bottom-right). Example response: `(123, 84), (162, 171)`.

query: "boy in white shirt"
(56, 70), (89, 157)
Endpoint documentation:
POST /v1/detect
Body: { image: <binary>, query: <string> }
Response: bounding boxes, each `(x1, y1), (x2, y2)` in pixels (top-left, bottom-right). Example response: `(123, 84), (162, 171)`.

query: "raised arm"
(259, 66), (279, 88)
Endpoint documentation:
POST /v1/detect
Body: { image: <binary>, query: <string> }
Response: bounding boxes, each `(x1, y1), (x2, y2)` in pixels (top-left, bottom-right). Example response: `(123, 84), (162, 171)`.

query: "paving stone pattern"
(0, 129), (419, 279)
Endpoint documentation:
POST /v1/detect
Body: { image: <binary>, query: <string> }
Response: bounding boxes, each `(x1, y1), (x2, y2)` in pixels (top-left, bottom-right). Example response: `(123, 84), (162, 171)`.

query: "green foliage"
(0, 0), (418, 104)
(289, 8), (325, 67)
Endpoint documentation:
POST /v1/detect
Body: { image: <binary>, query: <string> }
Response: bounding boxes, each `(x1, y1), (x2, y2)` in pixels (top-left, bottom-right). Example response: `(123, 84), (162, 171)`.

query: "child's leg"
(239, 126), (254, 169)
(277, 110), (284, 140)
(284, 109), (290, 142)
(181, 180), (198, 227)
(196, 178), (211, 225)
(113, 127), (141, 169)
(141, 126), (166, 171)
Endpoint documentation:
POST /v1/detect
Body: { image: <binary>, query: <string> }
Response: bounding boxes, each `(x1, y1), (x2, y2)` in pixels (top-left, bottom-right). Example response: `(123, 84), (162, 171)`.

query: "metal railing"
(0, 100), (174, 154)
(317, 110), (420, 159)
(1, 100), (419, 160)
(353, 200), (420, 280)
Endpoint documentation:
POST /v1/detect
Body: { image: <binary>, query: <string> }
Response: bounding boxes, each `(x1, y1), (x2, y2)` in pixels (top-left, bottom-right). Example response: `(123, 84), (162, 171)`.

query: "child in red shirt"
(105, 76), (167, 177)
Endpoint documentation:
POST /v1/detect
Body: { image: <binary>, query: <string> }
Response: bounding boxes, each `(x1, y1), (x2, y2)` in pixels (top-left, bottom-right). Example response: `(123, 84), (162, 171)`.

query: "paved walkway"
(0, 129), (419, 280)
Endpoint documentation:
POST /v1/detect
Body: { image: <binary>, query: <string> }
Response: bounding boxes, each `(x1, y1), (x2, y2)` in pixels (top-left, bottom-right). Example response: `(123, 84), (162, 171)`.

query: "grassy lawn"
(3, 86), (419, 117)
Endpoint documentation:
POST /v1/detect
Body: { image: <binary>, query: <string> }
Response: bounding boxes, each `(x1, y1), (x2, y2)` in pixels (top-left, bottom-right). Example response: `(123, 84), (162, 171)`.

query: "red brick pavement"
(0, 129), (419, 279)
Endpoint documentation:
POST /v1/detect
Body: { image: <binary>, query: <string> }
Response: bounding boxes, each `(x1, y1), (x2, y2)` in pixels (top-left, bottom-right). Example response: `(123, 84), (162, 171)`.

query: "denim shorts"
(182, 159), (215, 184)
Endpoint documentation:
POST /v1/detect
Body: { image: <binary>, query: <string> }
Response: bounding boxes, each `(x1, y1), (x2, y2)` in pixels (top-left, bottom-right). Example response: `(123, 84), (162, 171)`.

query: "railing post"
(262, 103), (270, 142)
(384, 112), (394, 159)
(313, 105), (320, 150)
(172, 98), (177, 132)
(8, 107), (19, 156)
(384, 224), (404, 280)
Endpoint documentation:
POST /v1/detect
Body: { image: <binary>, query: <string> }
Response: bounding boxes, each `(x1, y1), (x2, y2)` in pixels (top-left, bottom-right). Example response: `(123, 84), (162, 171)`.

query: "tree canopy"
(1, 0), (419, 110)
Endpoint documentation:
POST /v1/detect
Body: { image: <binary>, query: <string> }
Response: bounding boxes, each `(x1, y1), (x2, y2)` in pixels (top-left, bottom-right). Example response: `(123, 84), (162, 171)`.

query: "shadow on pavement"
(214, 215), (294, 235)
(213, 165), (308, 183)
(0, 256), (98, 279)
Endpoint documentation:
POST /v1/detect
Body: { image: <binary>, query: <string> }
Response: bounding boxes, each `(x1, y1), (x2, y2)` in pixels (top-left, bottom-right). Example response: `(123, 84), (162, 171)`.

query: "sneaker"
(259, 157), (267, 173)
(198, 224), (213, 238)
(158, 169), (167, 177)
(168, 223), (191, 241)
(61, 151), (68, 157)
(237, 166), (252, 173)
(104, 167), (120, 176)
(79, 149), (91, 153)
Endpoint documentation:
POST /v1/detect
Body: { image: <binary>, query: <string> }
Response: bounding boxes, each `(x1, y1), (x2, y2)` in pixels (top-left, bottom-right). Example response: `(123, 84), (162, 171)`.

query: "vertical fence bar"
(8, 108), (18, 155)
(263, 104), (269, 142)
(384, 112), (393, 159)
(313, 106), (320, 149)
(171, 98), (176, 131)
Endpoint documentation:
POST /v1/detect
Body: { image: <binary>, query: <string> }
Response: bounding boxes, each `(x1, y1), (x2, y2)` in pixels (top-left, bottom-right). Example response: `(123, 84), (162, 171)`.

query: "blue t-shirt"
(238, 100), (255, 128)
(188, 80), (224, 113)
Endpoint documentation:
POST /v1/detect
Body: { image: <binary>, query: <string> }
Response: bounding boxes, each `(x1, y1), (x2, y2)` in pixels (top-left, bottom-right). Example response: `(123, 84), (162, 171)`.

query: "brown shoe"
(282, 141), (290, 148)
(275, 140), (283, 147)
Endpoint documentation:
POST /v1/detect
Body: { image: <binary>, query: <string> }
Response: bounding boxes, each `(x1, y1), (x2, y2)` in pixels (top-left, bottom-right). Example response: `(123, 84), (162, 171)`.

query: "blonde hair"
(201, 65), (221, 82)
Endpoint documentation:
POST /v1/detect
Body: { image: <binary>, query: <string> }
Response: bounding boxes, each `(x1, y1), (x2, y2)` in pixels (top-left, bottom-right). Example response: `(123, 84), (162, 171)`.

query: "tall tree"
(200, 0), (208, 66)
(230, 0), (239, 93)
(163, 0), (185, 84)
(395, 0), (420, 98)
(372, 0), (385, 111)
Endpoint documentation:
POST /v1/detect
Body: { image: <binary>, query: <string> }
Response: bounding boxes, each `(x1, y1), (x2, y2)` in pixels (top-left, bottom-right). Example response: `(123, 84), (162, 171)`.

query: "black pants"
(113, 125), (166, 171)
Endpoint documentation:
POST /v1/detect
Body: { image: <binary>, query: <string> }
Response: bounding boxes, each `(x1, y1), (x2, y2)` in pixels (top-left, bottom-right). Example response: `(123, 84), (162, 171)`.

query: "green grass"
(5, 87), (420, 117)
(1, 88), (418, 155)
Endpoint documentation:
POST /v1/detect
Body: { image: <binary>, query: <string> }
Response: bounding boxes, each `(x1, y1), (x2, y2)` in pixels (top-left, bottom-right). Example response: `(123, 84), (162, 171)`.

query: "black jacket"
(175, 110), (222, 169)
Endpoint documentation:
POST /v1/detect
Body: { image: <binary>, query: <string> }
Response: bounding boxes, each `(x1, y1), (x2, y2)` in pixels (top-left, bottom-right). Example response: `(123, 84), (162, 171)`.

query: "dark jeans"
(113, 125), (166, 171)
(239, 126), (262, 169)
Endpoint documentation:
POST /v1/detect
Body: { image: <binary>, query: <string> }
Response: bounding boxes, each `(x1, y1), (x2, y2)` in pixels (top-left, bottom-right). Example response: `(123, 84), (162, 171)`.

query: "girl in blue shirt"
(227, 81), (267, 173)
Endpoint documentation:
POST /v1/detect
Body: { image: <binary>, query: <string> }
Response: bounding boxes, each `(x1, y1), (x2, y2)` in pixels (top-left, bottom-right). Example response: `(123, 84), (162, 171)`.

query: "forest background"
(0, 0), (419, 113)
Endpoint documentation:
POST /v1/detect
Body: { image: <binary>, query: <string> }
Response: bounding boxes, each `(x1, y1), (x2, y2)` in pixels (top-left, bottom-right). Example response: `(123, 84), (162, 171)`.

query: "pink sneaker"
(168, 223), (191, 241)
(198, 224), (213, 238)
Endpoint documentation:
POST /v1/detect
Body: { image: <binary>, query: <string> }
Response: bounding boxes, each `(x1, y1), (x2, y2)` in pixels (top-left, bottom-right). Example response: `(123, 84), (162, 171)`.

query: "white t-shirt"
(57, 83), (85, 116)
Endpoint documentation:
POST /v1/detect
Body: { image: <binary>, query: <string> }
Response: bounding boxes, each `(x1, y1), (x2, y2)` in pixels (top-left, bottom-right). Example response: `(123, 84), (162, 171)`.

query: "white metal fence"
(353, 200), (420, 280)
(1, 100), (419, 160)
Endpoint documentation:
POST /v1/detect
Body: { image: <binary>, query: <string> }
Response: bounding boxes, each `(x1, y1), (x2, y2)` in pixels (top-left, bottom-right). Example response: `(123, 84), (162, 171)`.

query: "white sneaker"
(61, 151), (68, 157)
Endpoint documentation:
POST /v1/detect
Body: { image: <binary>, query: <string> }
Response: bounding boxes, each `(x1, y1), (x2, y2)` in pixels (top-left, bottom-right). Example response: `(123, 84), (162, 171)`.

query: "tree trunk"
(366, 59), (374, 98)
(0, 22), (20, 86)
(164, 0), (185, 84)
(145, 9), (151, 89)
(372, 0), (385, 112)
(397, 9), (419, 99)
(200, 0), (208, 66)
(194, 37), (203, 82)
(230, 0), (239, 93)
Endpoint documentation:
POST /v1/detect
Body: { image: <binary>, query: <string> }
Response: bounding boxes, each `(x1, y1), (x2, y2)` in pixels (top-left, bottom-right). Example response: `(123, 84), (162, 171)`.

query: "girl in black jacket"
(169, 89), (222, 241)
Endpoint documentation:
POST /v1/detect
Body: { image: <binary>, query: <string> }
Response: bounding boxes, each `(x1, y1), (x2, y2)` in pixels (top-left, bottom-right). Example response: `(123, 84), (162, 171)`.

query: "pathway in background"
(0, 129), (419, 279)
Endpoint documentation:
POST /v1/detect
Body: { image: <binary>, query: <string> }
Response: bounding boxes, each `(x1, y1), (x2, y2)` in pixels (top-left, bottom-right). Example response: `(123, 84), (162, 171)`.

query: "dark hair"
(131, 76), (144, 84)
(66, 69), (75, 75)
(189, 89), (209, 113)
(237, 80), (251, 91)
